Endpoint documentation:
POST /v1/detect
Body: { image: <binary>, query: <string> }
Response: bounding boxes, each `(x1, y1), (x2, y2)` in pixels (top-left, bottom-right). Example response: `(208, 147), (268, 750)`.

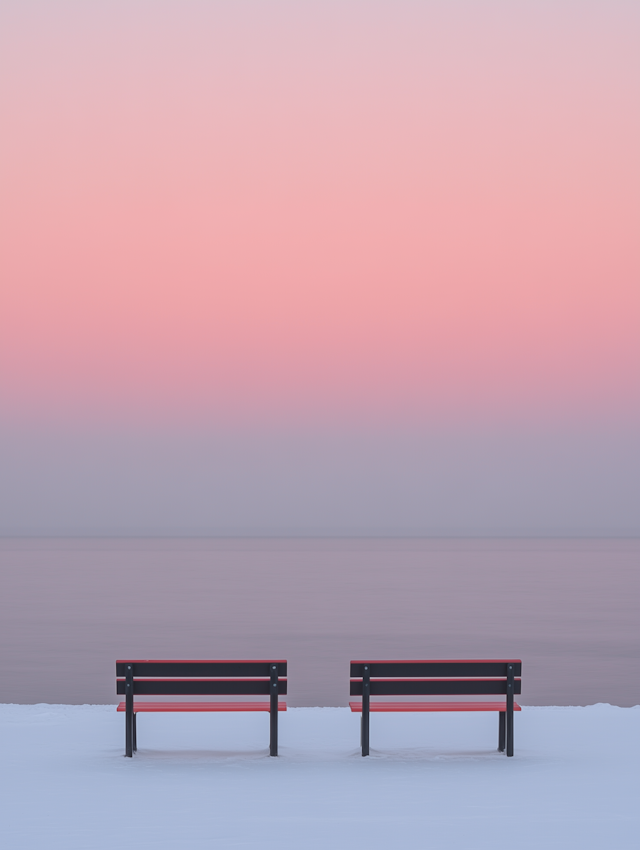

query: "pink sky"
(1, 3), (639, 536)
(2, 1), (638, 430)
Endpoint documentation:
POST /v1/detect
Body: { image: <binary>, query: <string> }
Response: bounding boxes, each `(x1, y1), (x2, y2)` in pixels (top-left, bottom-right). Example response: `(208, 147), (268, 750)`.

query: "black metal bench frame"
(116, 659), (287, 757)
(350, 659), (522, 757)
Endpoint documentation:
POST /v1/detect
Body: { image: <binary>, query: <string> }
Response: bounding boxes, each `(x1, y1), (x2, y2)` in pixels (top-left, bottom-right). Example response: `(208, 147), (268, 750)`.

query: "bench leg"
(361, 700), (370, 757)
(125, 664), (134, 757)
(269, 697), (278, 757)
(125, 706), (133, 757)
(361, 709), (370, 756)
(506, 664), (515, 756)
(498, 711), (505, 752)
(133, 713), (137, 753)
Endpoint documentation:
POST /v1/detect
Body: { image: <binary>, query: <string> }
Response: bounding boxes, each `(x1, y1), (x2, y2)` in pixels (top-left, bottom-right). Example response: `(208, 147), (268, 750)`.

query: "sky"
(1, 0), (639, 535)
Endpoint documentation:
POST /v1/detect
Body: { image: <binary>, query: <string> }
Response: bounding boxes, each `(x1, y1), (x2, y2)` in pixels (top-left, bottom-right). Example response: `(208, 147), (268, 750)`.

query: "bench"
(350, 659), (522, 757)
(116, 659), (287, 757)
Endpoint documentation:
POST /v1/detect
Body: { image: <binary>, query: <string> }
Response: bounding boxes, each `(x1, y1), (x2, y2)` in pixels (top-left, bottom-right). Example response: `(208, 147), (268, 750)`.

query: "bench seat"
(350, 701), (521, 712)
(117, 701), (286, 712)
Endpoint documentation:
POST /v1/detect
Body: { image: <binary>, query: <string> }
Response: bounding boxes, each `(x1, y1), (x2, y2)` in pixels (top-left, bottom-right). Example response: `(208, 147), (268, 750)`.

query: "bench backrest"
(116, 660), (288, 697)
(350, 660), (521, 697)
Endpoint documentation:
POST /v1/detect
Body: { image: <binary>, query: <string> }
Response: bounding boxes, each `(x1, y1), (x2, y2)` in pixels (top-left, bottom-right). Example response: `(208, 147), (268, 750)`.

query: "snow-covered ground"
(1, 704), (638, 849)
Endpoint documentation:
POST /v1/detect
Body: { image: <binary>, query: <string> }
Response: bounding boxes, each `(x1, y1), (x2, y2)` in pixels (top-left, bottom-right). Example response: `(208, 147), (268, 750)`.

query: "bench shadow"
(129, 747), (272, 761)
(366, 747), (508, 761)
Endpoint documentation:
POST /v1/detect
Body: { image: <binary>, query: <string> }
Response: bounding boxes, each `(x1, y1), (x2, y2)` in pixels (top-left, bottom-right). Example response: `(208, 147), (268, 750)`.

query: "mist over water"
(1, 537), (638, 707)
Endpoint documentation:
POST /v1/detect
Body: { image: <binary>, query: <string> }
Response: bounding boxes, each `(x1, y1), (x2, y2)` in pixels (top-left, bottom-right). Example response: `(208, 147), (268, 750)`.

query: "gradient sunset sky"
(1, 1), (638, 534)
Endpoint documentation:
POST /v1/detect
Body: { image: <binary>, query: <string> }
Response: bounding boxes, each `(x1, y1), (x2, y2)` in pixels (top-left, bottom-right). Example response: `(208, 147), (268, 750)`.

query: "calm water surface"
(1, 537), (638, 706)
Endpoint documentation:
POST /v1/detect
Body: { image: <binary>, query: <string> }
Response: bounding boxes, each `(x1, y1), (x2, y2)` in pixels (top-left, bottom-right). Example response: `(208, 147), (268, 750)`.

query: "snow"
(1, 704), (638, 849)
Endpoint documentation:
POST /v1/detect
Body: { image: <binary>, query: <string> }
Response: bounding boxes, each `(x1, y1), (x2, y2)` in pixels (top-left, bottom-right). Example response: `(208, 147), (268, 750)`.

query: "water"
(1, 537), (638, 706)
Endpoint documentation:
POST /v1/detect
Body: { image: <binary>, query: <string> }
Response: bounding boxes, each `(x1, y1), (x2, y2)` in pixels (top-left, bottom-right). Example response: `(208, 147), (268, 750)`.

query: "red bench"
(116, 659), (287, 757)
(350, 659), (522, 757)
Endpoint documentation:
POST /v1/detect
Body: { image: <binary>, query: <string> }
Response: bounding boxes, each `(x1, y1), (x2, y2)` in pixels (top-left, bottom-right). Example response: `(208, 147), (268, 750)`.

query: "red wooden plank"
(116, 659), (287, 664)
(350, 659), (522, 665)
(116, 702), (287, 712)
(350, 678), (522, 683)
(349, 701), (522, 712)
(116, 677), (286, 682)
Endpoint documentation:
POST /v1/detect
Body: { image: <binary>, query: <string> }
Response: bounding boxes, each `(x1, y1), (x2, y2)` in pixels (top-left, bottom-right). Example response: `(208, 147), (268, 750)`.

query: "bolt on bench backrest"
(350, 660), (522, 697)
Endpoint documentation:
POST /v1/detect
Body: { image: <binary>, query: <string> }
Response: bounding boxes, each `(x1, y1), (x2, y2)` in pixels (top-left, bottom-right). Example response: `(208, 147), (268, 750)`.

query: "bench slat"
(349, 701), (522, 712)
(116, 661), (287, 677)
(350, 679), (521, 697)
(117, 679), (288, 696)
(117, 702), (287, 712)
(350, 661), (521, 678)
